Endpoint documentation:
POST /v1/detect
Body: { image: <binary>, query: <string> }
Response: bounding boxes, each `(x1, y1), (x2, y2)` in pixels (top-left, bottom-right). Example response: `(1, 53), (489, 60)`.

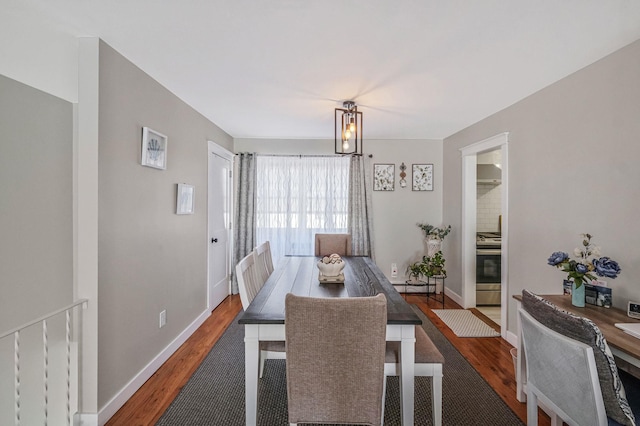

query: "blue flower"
(547, 251), (569, 266)
(575, 263), (589, 274)
(593, 257), (621, 279)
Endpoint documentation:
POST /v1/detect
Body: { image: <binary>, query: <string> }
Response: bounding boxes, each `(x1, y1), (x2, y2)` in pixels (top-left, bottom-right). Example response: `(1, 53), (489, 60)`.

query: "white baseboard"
(97, 308), (211, 425)
(75, 412), (98, 426)
(443, 287), (462, 306)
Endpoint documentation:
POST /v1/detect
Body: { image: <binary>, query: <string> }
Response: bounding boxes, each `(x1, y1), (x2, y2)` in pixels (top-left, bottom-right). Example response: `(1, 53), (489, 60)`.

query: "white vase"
(426, 237), (442, 257)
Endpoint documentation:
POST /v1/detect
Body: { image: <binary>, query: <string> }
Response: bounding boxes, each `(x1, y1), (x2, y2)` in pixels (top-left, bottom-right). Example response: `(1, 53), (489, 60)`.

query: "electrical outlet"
(391, 263), (398, 278)
(159, 310), (167, 328)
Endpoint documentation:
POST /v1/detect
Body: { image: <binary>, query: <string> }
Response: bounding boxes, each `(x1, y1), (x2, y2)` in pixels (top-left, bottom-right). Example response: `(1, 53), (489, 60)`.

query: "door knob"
(211, 238), (218, 243)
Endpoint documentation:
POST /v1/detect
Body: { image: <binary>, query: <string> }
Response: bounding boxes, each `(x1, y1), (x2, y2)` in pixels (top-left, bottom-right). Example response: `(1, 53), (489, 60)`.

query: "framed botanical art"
(373, 164), (395, 191)
(141, 127), (167, 170)
(412, 164), (433, 191)
(176, 183), (195, 214)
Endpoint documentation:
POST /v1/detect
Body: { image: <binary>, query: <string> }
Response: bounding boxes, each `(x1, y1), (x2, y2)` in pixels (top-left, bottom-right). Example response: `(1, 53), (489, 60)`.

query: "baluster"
(14, 330), (20, 426)
(43, 320), (49, 425)
(66, 310), (71, 426)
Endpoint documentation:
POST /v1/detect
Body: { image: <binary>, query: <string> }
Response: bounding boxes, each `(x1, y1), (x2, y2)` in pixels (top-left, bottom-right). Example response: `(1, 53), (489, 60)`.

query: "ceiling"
(19, 0), (640, 140)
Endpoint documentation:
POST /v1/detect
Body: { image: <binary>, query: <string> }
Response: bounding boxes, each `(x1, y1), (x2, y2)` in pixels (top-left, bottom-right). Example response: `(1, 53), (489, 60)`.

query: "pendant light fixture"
(334, 100), (363, 155)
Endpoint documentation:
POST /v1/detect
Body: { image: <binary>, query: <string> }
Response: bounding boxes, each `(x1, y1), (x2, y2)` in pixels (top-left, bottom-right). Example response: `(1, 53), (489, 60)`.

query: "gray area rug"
(157, 306), (524, 425)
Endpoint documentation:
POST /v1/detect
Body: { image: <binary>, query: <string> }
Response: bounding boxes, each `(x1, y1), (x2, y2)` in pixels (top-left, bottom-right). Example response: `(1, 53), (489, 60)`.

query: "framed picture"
(176, 183), (195, 214)
(141, 127), (167, 170)
(373, 164), (395, 191)
(412, 164), (433, 191)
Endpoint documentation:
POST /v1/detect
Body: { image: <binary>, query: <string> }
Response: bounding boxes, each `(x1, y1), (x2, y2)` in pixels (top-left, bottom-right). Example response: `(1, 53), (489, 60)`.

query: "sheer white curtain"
(255, 155), (350, 263)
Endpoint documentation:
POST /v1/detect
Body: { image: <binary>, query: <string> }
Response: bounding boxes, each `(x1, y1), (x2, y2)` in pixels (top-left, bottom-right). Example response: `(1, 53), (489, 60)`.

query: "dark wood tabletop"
(239, 256), (422, 326)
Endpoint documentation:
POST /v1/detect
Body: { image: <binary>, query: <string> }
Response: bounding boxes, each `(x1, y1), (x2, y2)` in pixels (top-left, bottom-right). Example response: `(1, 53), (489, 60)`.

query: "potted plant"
(423, 251), (446, 277)
(417, 223), (452, 240)
(418, 223), (451, 256)
(406, 260), (429, 284)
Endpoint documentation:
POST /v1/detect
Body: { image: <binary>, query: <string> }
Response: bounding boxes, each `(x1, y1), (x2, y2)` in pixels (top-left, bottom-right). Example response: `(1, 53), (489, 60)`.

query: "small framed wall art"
(176, 183), (195, 214)
(412, 164), (433, 191)
(373, 164), (395, 191)
(141, 127), (167, 170)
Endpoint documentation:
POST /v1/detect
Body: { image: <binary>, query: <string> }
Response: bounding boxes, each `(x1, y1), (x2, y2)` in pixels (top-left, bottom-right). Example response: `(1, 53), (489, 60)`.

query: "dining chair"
(236, 251), (286, 378)
(253, 241), (274, 286)
(520, 290), (636, 426)
(314, 233), (352, 256)
(285, 293), (387, 426)
(384, 326), (444, 426)
(236, 251), (260, 309)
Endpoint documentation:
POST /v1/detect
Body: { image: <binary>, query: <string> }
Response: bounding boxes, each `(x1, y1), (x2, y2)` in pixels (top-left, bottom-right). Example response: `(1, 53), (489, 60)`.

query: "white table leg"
(245, 324), (260, 426)
(398, 324), (415, 426)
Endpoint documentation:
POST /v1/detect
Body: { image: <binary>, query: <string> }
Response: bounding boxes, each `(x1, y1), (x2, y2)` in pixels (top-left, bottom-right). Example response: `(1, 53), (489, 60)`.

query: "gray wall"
(97, 41), (233, 407)
(0, 74), (73, 331)
(234, 138), (444, 283)
(443, 39), (640, 334)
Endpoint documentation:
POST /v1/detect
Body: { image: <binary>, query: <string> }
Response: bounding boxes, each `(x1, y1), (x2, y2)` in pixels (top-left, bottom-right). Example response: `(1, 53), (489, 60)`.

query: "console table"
(513, 294), (640, 402)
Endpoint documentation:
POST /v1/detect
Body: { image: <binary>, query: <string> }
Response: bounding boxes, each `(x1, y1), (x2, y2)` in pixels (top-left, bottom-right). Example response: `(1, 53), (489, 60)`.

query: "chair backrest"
(253, 241), (274, 286)
(314, 233), (352, 256)
(522, 290), (636, 426)
(236, 251), (259, 310)
(285, 293), (387, 425)
(519, 308), (607, 426)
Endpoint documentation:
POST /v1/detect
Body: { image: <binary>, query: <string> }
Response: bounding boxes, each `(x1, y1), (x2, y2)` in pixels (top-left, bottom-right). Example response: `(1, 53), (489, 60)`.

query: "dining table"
(238, 255), (422, 426)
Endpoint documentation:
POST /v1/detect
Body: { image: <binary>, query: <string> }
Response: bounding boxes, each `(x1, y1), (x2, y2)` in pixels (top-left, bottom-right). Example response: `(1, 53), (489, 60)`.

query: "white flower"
(574, 248), (583, 258)
(591, 246), (602, 257)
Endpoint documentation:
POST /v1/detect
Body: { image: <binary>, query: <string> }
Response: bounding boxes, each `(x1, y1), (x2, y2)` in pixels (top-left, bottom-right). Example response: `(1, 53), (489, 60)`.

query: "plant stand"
(403, 280), (433, 299)
(404, 276), (445, 308)
(425, 275), (446, 308)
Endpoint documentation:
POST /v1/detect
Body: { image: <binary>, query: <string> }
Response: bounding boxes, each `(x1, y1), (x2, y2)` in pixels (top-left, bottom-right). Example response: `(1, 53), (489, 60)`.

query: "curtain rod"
(235, 153), (373, 158)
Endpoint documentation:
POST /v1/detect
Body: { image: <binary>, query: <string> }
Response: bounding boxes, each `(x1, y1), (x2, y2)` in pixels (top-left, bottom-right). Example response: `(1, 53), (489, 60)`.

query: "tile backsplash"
(477, 183), (501, 232)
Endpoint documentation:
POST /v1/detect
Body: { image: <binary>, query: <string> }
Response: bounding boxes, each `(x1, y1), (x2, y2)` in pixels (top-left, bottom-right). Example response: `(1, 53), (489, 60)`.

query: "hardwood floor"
(107, 293), (550, 425)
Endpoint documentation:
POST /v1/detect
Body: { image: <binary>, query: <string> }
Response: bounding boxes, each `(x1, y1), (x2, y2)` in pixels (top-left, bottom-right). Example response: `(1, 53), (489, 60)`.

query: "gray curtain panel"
(232, 152), (257, 294)
(348, 155), (375, 260)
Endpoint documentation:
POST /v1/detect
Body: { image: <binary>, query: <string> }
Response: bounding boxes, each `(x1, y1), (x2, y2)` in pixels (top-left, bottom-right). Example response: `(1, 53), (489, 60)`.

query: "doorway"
(207, 141), (234, 311)
(460, 133), (509, 338)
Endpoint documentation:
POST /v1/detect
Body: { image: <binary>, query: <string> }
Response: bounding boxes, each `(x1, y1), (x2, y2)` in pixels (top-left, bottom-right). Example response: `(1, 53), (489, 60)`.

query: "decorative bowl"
(317, 254), (346, 279)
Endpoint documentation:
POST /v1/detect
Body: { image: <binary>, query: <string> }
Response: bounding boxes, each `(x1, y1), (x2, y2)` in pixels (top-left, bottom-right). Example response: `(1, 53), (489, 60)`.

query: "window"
(255, 156), (350, 261)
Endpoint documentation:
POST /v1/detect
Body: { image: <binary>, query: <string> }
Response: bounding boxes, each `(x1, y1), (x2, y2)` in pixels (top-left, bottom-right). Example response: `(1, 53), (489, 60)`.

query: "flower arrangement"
(417, 223), (451, 240)
(547, 233), (621, 288)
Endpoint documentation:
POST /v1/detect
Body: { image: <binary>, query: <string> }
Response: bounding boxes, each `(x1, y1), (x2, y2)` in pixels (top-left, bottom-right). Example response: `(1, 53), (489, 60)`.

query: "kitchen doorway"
(460, 133), (509, 338)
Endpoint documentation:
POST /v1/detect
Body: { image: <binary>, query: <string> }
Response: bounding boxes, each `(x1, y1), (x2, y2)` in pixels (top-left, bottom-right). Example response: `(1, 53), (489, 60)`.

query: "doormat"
(432, 309), (500, 337)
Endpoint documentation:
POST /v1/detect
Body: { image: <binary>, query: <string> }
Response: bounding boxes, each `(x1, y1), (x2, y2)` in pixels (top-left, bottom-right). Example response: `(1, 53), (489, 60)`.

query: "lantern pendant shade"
(334, 101), (363, 155)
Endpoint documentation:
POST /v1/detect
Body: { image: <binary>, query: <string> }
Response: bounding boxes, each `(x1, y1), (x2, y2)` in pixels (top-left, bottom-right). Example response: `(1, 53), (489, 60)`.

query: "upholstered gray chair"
(521, 290), (636, 426)
(314, 233), (352, 256)
(384, 326), (444, 426)
(285, 293), (387, 426)
(253, 241), (274, 286)
(236, 251), (285, 378)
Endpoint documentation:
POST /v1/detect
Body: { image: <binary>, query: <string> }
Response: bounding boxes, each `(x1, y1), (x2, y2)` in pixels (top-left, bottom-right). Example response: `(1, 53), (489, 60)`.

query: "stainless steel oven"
(476, 233), (501, 306)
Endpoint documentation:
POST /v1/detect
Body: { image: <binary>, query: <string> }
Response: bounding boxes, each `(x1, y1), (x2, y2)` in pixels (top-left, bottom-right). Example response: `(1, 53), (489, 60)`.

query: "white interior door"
(208, 142), (233, 311)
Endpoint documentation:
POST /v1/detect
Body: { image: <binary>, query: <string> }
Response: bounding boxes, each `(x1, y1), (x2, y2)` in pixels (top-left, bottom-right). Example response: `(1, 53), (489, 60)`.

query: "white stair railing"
(0, 299), (88, 426)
